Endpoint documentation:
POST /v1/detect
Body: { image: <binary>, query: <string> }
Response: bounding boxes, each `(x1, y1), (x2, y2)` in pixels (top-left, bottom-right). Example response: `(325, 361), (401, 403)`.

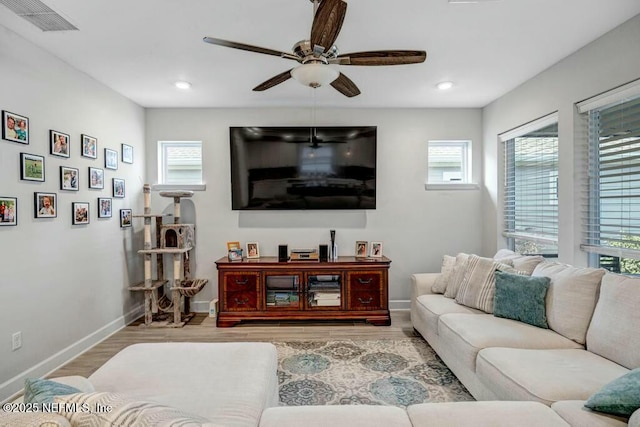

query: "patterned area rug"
(274, 337), (473, 407)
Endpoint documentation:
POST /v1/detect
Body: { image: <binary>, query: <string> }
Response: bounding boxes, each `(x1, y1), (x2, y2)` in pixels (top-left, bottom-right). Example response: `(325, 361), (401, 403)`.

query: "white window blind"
(580, 88), (640, 261)
(501, 116), (559, 255)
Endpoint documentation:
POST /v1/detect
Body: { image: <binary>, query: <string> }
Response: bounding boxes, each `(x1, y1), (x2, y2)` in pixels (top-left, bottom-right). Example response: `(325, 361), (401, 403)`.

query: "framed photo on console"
(355, 241), (368, 258)
(370, 241), (383, 258)
(246, 242), (260, 259)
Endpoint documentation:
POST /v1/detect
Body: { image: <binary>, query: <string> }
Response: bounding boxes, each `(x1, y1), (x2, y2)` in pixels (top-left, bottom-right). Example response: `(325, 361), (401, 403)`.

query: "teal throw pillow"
(585, 368), (640, 417)
(493, 271), (550, 329)
(23, 378), (81, 404)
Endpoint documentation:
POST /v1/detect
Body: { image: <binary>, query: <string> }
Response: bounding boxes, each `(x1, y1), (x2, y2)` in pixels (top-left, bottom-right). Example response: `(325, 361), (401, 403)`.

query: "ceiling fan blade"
(331, 50), (427, 66)
(330, 72), (361, 98)
(253, 69), (294, 91)
(310, 0), (347, 52)
(203, 37), (297, 60)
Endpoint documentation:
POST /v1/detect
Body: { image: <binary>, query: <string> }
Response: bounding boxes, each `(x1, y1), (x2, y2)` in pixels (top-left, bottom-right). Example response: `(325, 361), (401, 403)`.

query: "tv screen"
(230, 126), (377, 210)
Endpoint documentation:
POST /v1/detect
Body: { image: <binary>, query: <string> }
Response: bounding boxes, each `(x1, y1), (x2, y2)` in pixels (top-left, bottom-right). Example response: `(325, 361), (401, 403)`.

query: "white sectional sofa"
(411, 250), (640, 427)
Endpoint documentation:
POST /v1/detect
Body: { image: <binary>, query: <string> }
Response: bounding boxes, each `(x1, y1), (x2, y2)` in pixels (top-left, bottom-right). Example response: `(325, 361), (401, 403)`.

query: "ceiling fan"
(203, 0), (427, 97)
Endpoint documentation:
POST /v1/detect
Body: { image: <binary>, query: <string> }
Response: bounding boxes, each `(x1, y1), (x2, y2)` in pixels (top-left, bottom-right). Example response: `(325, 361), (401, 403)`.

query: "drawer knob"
(234, 298), (249, 305)
(358, 297), (373, 304)
(234, 278), (249, 285)
(357, 277), (373, 285)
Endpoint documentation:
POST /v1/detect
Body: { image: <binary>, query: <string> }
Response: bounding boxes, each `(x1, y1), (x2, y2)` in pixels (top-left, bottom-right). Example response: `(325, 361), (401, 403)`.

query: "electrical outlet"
(12, 332), (22, 351)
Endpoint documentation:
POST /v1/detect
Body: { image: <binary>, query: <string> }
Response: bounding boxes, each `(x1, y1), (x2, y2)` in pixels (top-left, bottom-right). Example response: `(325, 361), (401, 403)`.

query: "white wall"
(482, 14), (640, 266)
(0, 26), (146, 401)
(146, 107), (484, 310)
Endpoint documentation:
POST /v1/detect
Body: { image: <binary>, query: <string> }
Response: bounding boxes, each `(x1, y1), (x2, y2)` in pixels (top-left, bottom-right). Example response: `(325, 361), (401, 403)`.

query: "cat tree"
(129, 184), (207, 327)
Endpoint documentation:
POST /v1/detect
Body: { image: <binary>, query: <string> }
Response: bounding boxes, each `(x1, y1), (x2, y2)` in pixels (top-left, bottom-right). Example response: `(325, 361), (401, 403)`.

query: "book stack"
(312, 291), (341, 307)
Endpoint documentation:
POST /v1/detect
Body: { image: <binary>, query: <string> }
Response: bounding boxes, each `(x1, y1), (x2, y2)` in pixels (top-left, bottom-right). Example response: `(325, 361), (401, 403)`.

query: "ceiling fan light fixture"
(291, 63), (339, 88)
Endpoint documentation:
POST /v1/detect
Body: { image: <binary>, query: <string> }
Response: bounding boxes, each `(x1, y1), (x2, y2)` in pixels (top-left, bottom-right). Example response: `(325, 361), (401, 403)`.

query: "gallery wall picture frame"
(0, 196), (17, 226)
(34, 192), (57, 218)
(120, 208), (132, 228)
(370, 241), (383, 258)
(246, 242), (260, 259)
(50, 130), (70, 158)
(60, 166), (79, 191)
(89, 167), (104, 189)
(112, 178), (125, 198)
(81, 134), (97, 159)
(20, 153), (45, 182)
(105, 148), (118, 170)
(98, 197), (112, 218)
(355, 241), (368, 258)
(121, 144), (133, 164)
(72, 202), (90, 225)
(2, 110), (29, 144)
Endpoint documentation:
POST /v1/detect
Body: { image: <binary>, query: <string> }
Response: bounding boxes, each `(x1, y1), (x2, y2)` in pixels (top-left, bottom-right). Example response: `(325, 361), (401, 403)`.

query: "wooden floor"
(50, 310), (419, 379)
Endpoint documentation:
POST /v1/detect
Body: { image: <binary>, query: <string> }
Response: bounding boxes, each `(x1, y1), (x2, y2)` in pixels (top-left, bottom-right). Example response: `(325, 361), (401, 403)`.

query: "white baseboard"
(190, 299), (411, 312)
(0, 305), (144, 403)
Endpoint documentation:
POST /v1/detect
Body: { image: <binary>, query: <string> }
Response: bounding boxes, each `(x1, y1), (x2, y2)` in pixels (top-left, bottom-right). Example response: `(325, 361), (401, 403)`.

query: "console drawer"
(223, 272), (259, 292)
(349, 290), (382, 310)
(224, 291), (258, 311)
(348, 272), (382, 292)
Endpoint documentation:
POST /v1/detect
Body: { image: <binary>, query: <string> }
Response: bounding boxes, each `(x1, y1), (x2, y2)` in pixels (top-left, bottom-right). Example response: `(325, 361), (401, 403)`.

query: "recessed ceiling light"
(175, 81), (192, 90)
(436, 81), (454, 90)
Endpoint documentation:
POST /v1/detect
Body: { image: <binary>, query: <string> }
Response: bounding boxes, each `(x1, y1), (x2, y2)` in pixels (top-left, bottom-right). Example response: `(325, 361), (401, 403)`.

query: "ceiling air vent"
(0, 0), (78, 31)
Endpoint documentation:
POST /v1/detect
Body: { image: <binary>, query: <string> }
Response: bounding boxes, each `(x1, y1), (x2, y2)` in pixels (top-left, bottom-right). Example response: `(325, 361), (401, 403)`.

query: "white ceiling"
(1, 0), (639, 109)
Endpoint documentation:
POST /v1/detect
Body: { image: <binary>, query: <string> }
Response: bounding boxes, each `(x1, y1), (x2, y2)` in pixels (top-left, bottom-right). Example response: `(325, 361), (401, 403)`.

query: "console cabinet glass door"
(265, 273), (302, 310)
(306, 273), (342, 310)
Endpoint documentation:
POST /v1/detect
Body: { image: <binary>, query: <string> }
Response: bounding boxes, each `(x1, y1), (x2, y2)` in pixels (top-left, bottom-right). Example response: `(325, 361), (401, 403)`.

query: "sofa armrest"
(411, 273), (439, 300)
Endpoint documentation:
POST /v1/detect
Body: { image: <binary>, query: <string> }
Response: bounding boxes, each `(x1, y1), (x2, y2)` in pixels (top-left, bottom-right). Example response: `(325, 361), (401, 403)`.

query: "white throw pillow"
(493, 250), (544, 276)
(532, 262), (605, 345)
(432, 255), (456, 294)
(443, 253), (471, 299)
(455, 255), (515, 313)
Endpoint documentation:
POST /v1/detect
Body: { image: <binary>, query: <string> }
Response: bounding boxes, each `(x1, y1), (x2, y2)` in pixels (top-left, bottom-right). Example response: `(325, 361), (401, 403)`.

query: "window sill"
(425, 183), (480, 191)
(151, 184), (206, 192)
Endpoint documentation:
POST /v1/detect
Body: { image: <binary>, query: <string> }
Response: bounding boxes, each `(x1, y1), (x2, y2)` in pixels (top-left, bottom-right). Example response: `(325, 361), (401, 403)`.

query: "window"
(427, 140), (472, 185)
(501, 114), (559, 255)
(578, 79), (640, 274)
(157, 141), (202, 186)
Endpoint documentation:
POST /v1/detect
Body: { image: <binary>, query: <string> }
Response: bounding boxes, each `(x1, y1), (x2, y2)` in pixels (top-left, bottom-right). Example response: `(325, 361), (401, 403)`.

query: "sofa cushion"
(55, 392), (220, 426)
(407, 401), (570, 427)
(586, 273), (640, 369)
(432, 255), (456, 294)
(493, 249), (545, 276)
(494, 271), (550, 328)
(0, 411), (71, 427)
(444, 253), (471, 299)
(551, 401), (629, 427)
(415, 294), (484, 338)
(259, 405), (412, 427)
(476, 348), (629, 405)
(585, 368), (640, 417)
(88, 342), (279, 427)
(455, 255), (515, 313)
(532, 262), (605, 344)
(437, 313), (582, 374)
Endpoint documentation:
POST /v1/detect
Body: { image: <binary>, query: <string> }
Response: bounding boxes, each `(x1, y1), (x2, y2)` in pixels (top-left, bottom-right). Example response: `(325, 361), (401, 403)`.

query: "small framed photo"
(20, 153), (45, 182)
(122, 144), (133, 164)
(0, 197), (17, 226)
(228, 248), (243, 261)
(60, 166), (79, 191)
(3, 110), (29, 144)
(50, 130), (70, 158)
(34, 192), (57, 218)
(105, 148), (118, 170)
(81, 134), (97, 159)
(355, 241), (368, 258)
(98, 197), (112, 218)
(370, 241), (383, 258)
(72, 202), (90, 225)
(89, 167), (104, 189)
(120, 209), (132, 228)
(246, 242), (260, 259)
(226, 241), (241, 251)
(113, 178), (125, 198)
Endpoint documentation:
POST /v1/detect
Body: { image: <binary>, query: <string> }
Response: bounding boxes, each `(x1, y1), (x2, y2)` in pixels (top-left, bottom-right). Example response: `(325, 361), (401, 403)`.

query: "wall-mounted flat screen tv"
(230, 126), (377, 210)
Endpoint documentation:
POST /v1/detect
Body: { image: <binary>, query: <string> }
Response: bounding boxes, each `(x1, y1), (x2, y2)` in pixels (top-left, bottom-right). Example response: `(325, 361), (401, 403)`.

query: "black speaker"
(278, 245), (288, 262)
(319, 244), (329, 262)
